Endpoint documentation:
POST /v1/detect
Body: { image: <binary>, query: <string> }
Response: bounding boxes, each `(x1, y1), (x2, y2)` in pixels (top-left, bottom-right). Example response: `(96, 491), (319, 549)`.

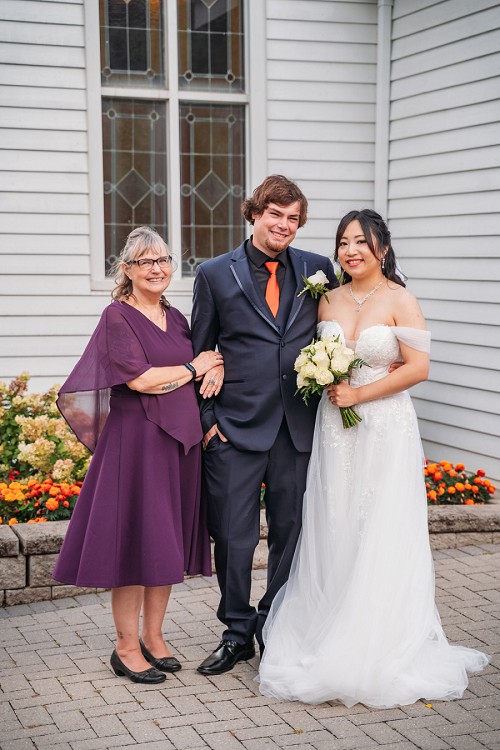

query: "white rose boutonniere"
(297, 270), (330, 302)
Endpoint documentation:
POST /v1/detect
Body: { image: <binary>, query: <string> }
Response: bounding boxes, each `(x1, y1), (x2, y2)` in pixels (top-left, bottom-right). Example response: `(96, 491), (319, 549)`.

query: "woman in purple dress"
(53, 227), (223, 684)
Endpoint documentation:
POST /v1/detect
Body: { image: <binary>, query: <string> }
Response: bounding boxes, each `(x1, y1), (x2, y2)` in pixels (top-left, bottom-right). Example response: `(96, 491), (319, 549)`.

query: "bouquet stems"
(340, 406), (362, 429)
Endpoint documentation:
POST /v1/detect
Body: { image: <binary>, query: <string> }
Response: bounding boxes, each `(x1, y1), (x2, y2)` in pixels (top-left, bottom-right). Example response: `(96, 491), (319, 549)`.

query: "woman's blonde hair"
(111, 226), (171, 301)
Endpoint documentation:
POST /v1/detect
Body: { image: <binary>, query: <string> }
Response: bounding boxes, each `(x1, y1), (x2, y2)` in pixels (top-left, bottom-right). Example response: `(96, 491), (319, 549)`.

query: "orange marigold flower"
(477, 469), (485, 477)
(474, 478), (483, 485)
(38, 517), (47, 523)
(428, 490), (437, 501)
(449, 470), (458, 478)
(465, 499), (475, 505)
(8, 518), (18, 525)
(471, 485), (479, 494)
(488, 486), (495, 494)
(455, 463), (465, 471)
(0, 516), (2, 525)
(49, 486), (59, 496)
(438, 488), (445, 496)
(63, 500), (70, 508)
(464, 483), (472, 490)
(45, 498), (59, 511)
(447, 487), (456, 494)
(434, 472), (443, 481)
(455, 483), (465, 492)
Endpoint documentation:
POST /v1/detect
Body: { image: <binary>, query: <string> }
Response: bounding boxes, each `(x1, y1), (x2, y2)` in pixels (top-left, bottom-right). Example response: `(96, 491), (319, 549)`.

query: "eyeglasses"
(128, 256), (172, 269)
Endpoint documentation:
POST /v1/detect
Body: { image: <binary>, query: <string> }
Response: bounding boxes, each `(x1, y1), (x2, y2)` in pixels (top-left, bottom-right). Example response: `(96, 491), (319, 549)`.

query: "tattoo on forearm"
(161, 382), (179, 392)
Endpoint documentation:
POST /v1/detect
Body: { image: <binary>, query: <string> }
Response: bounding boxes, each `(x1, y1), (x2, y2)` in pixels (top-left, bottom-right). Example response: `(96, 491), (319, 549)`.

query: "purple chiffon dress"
(53, 300), (211, 588)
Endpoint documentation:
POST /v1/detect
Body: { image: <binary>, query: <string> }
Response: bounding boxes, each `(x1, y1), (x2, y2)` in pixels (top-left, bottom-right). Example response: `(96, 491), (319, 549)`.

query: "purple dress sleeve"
(57, 302), (203, 454)
(57, 303), (152, 452)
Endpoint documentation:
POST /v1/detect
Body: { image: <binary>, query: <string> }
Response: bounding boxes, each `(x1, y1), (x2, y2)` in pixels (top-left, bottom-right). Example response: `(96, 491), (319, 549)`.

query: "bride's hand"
(327, 381), (359, 408)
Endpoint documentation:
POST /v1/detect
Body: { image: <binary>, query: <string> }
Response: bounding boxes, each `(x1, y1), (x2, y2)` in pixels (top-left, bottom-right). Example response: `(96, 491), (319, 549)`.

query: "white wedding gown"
(259, 321), (489, 708)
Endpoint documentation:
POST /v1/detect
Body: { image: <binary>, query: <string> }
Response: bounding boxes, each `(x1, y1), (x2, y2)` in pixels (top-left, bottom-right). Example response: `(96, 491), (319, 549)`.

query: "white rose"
(307, 270), (329, 286)
(296, 373), (308, 388)
(323, 336), (341, 355)
(303, 362), (318, 379)
(294, 352), (309, 371)
(330, 349), (354, 373)
(315, 368), (334, 386)
(312, 349), (329, 366)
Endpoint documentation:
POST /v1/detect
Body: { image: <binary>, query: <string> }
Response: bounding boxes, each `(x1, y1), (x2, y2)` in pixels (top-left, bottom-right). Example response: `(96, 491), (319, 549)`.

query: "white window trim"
(85, 0), (268, 293)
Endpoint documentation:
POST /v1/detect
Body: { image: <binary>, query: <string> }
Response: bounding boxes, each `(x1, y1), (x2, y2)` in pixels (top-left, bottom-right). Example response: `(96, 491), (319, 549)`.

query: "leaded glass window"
(97, 0), (246, 280)
(102, 99), (167, 273)
(180, 103), (245, 275)
(178, 0), (244, 91)
(100, 0), (164, 87)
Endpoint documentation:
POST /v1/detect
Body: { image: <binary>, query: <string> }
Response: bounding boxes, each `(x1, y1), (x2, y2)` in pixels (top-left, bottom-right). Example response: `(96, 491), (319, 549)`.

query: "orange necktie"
(264, 261), (280, 317)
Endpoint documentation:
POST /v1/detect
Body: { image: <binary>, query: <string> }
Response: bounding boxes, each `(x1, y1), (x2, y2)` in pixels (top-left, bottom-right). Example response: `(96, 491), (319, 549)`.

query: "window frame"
(85, 0), (267, 292)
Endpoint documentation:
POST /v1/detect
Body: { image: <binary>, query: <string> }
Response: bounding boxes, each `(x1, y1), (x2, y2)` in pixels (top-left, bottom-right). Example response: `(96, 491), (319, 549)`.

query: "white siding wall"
(389, 0), (500, 480)
(266, 0), (378, 255)
(0, 0), (107, 392)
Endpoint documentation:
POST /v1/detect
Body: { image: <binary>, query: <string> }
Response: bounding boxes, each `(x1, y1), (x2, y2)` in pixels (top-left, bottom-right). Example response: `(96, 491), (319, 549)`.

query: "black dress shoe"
(197, 639), (255, 675)
(110, 649), (166, 684)
(139, 639), (182, 672)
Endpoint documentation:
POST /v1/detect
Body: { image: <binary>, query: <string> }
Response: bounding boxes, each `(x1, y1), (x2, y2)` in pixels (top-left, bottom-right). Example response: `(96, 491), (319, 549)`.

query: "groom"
(191, 175), (338, 675)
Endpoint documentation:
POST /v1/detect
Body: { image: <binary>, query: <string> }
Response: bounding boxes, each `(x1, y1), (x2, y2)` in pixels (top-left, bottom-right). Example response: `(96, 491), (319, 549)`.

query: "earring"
(381, 256), (386, 271)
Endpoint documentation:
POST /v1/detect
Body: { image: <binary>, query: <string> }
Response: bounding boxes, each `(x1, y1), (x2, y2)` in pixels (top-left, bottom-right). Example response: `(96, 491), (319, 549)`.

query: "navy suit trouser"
(202, 418), (311, 647)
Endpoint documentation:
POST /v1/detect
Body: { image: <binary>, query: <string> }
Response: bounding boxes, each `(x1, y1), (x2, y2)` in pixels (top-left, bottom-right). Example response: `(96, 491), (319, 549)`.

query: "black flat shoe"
(110, 649), (166, 684)
(197, 639), (255, 675)
(139, 639), (182, 673)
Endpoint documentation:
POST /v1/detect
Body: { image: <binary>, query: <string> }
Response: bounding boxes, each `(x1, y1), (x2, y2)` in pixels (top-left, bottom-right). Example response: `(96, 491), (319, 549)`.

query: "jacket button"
(281, 341), (285, 348)
(282, 374), (287, 380)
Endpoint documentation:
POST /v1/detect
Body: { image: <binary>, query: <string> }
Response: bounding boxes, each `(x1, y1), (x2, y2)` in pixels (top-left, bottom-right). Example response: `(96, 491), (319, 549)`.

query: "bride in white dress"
(258, 209), (489, 708)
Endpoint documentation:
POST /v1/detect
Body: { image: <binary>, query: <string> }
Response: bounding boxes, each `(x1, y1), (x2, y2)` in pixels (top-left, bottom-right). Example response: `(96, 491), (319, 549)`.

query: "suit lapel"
(230, 244), (281, 333)
(284, 248), (307, 334)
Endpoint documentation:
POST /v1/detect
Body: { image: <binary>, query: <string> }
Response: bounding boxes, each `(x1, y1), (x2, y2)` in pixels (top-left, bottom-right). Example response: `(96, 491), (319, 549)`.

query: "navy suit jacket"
(191, 241), (338, 453)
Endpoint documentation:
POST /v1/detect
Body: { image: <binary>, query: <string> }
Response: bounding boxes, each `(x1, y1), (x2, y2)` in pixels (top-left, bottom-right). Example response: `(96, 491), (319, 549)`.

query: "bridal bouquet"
(294, 336), (368, 428)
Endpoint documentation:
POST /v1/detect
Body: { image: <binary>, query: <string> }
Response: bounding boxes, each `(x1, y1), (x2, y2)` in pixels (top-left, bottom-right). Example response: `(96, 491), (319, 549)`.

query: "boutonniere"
(297, 270), (330, 302)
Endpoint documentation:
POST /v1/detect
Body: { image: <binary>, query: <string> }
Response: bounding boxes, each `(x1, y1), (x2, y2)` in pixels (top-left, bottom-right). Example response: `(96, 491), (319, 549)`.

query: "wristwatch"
(183, 362), (197, 380)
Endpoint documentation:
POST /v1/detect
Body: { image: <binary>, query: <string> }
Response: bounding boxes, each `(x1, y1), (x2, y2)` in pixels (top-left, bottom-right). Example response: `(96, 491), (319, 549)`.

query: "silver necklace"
(349, 281), (384, 312)
(135, 302), (165, 328)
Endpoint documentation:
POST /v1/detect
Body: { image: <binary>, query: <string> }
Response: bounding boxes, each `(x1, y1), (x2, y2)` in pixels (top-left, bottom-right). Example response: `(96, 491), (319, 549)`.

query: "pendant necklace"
(135, 301), (166, 329)
(349, 280), (384, 312)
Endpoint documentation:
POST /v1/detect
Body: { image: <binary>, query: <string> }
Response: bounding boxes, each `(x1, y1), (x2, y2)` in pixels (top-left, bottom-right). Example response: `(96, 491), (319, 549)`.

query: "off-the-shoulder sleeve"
(393, 327), (431, 353)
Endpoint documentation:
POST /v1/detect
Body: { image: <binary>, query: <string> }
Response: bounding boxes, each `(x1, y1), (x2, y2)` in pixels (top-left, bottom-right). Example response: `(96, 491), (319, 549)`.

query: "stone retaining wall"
(1, 500), (499, 606)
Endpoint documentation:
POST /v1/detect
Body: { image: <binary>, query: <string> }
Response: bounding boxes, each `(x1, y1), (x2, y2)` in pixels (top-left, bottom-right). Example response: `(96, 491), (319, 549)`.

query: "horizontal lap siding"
(266, 0), (377, 256)
(0, 0), (107, 389)
(390, 0), (500, 479)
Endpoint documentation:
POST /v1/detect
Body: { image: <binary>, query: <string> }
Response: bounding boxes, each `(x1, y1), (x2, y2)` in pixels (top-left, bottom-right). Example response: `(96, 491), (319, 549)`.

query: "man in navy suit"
(191, 175), (338, 674)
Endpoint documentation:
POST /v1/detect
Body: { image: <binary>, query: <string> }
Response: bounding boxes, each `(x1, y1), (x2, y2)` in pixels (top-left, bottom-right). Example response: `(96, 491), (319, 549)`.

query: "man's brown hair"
(241, 175), (308, 227)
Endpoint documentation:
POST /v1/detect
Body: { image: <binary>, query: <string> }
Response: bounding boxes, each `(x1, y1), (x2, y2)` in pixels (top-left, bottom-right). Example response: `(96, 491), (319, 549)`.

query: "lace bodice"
(317, 320), (430, 387)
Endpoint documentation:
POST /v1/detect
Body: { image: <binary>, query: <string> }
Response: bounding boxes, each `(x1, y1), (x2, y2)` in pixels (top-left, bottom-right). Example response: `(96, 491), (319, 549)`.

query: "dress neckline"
(320, 320), (391, 347)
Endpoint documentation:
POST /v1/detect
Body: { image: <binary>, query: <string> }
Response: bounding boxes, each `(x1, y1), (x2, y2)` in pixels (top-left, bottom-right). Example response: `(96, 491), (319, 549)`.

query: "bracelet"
(183, 362), (197, 380)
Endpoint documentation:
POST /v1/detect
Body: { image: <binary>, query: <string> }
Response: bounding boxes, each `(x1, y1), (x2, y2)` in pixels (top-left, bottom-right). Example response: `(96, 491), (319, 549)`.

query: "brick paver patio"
(1, 545), (499, 750)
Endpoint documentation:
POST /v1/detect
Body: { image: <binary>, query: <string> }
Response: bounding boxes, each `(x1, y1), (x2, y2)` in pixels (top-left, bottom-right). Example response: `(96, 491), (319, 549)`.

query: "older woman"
(53, 227), (222, 684)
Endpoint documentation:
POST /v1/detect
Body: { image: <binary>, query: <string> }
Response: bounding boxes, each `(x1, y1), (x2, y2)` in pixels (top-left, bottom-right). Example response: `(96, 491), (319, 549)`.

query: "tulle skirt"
(258, 391), (489, 707)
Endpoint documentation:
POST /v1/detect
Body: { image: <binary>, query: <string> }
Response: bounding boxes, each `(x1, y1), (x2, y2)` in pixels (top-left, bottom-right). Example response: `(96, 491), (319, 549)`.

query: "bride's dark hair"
(334, 209), (406, 288)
